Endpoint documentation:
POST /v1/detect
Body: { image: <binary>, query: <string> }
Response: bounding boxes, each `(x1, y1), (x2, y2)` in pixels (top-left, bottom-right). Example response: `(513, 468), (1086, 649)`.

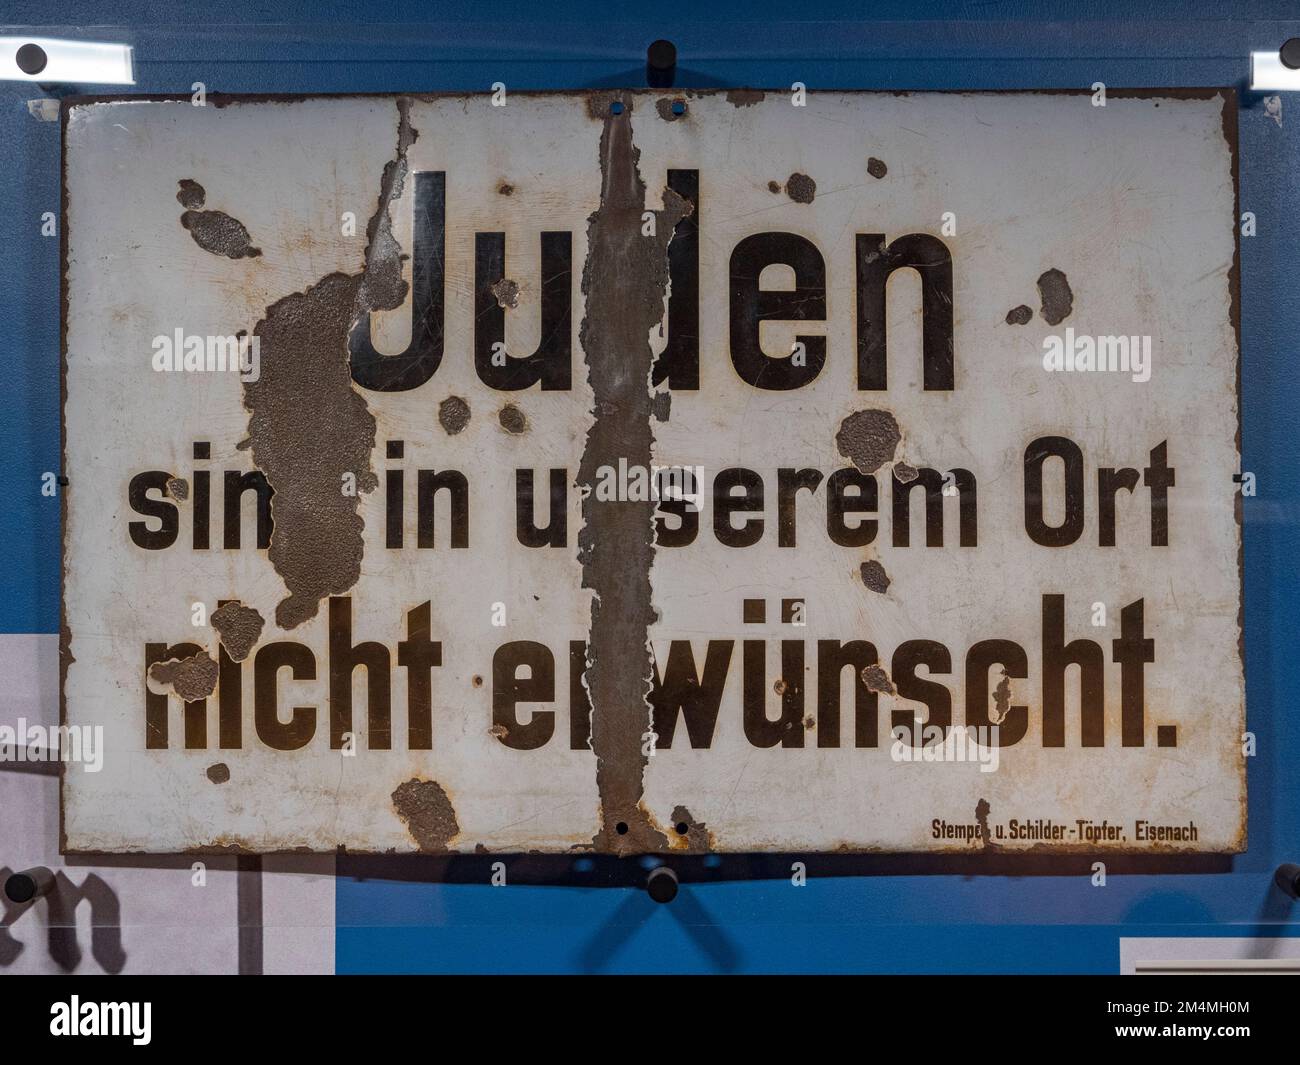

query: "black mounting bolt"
(1275, 862), (1300, 899)
(647, 39), (676, 89)
(15, 43), (48, 76)
(1281, 39), (1300, 71)
(646, 865), (678, 904)
(4, 866), (55, 904)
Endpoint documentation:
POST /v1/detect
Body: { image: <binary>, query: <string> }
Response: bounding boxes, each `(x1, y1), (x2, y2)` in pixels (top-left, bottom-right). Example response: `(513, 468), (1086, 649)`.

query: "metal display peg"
(4, 866), (55, 904)
(646, 866), (678, 904)
(646, 39), (676, 88)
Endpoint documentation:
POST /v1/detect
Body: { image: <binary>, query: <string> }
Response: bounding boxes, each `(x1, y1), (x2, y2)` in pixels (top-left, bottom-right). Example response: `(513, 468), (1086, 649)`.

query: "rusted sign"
(61, 90), (1244, 854)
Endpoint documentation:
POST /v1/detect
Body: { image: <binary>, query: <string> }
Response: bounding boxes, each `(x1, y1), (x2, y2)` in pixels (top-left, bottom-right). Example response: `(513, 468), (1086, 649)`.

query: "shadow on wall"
(1, 867), (126, 973)
(337, 849), (1234, 890)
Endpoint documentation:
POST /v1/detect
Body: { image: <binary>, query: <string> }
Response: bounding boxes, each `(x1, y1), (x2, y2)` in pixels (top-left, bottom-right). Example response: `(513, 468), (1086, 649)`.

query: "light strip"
(1251, 50), (1300, 92)
(0, 36), (134, 85)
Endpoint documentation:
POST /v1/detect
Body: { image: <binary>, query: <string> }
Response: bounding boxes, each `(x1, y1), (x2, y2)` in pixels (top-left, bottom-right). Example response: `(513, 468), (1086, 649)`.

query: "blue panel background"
(2, 0), (1298, 972)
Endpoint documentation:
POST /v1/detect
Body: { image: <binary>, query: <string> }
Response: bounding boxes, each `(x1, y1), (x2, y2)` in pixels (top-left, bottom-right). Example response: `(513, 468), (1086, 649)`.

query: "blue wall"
(3, 0), (1298, 972)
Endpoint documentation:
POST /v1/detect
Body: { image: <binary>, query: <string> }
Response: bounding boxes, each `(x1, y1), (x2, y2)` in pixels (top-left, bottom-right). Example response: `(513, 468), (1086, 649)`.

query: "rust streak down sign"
(61, 90), (1243, 854)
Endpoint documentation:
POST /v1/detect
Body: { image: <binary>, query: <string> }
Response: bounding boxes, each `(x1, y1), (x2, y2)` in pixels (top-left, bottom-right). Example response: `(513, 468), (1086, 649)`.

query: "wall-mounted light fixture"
(0, 36), (134, 84)
(1251, 39), (1300, 91)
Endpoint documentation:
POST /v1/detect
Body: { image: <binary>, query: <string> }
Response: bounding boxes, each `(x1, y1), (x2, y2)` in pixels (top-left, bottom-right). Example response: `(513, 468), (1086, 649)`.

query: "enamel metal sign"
(61, 90), (1243, 854)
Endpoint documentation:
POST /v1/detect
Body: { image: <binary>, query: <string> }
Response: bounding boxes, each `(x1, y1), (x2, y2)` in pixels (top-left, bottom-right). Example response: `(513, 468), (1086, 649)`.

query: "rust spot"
(585, 91), (629, 121)
(210, 601), (265, 662)
(785, 172), (816, 204)
(498, 404), (527, 434)
(148, 652), (219, 701)
(578, 100), (690, 854)
(175, 178), (205, 209)
(655, 98), (684, 122)
(177, 180), (261, 259)
(165, 476), (189, 501)
(992, 669), (1011, 724)
(774, 678), (788, 696)
(725, 89), (765, 107)
(491, 277), (520, 309)
(438, 395), (470, 435)
(861, 664), (895, 695)
(497, 182), (514, 196)
(859, 559), (891, 594)
(489, 723), (509, 739)
(836, 409), (900, 474)
(357, 98), (419, 313)
(866, 157), (888, 179)
(975, 798), (996, 848)
(206, 762), (230, 784)
(180, 210), (262, 259)
(1005, 304), (1033, 325)
(242, 99), (418, 629)
(391, 778), (459, 853)
(767, 180), (781, 194)
(1036, 268), (1073, 326)
(471, 674), (484, 688)
(245, 274), (376, 629)
(669, 805), (712, 850)
(892, 461), (918, 483)
(804, 715), (815, 731)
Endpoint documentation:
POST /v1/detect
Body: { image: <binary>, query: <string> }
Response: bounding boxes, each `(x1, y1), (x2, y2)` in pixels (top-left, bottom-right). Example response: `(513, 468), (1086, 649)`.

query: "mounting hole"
(610, 100), (625, 115)
(615, 821), (629, 835)
(15, 43), (47, 76)
(1282, 38), (1300, 70)
(674, 821), (689, 835)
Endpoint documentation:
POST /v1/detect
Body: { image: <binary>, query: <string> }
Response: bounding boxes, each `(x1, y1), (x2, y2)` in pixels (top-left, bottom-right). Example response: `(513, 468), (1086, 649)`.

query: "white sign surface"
(62, 90), (1243, 854)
